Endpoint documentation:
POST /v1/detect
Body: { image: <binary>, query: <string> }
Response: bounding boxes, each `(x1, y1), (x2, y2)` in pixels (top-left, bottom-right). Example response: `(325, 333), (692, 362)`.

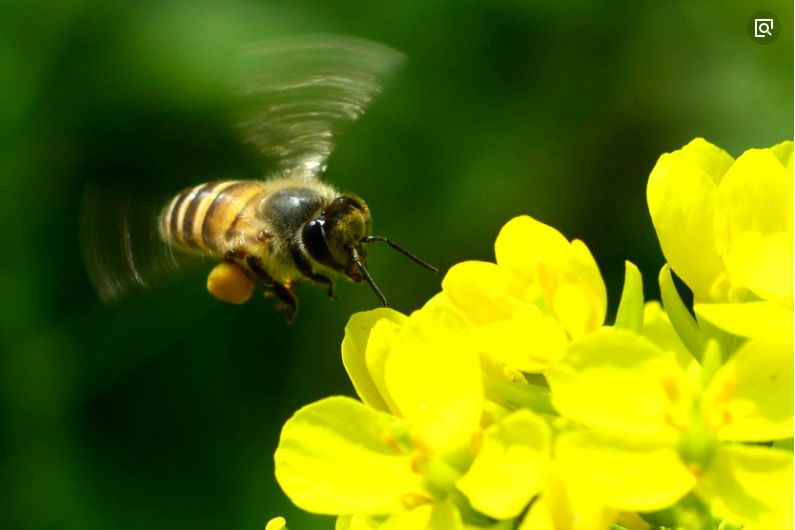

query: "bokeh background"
(1, 1), (791, 529)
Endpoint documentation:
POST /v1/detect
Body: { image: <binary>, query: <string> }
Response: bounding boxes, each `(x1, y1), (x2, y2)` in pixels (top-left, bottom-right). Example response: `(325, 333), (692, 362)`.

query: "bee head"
(302, 196), (371, 280)
(302, 196), (438, 308)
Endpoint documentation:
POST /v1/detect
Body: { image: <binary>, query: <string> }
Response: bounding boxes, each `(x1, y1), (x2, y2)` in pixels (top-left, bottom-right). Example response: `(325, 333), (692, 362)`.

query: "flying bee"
(80, 35), (436, 321)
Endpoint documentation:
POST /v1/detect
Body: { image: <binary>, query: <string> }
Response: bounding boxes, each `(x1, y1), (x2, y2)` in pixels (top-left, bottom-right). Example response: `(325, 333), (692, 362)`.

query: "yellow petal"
(694, 301), (793, 339)
(365, 318), (408, 415)
(520, 464), (624, 530)
(494, 215), (570, 288)
(385, 304), (483, 454)
(696, 445), (793, 529)
(769, 140), (794, 172)
(647, 144), (725, 301)
(723, 231), (793, 306)
(379, 501), (462, 530)
(547, 328), (685, 440)
(457, 409), (550, 519)
(715, 148), (791, 244)
(473, 307), (569, 372)
(343, 309), (408, 412)
(642, 301), (694, 369)
(768, 140), (794, 232)
(704, 335), (793, 442)
(556, 431), (695, 512)
(559, 239), (607, 337)
(337, 514), (384, 530)
(274, 397), (425, 515)
(442, 261), (524, 325)
(677, 137), (735, 185)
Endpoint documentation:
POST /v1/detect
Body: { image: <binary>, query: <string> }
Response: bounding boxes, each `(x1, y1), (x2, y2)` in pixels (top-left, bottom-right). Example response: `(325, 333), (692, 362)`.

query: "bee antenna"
(350, 247), (388, 307)
(361, 236), (439, 273)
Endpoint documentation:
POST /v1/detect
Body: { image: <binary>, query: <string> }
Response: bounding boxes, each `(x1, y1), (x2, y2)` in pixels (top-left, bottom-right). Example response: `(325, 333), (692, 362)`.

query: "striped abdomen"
(159, 180), (267, 255)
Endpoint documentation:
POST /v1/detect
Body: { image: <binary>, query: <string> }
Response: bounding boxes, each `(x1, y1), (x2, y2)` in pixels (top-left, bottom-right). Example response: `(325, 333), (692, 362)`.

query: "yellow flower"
(546, 327), (794, 528)
(647, 138), (793, 338)
(275, 305), (479, 518)
(277, 304), (555, 528)
(441, 215), (606, 372)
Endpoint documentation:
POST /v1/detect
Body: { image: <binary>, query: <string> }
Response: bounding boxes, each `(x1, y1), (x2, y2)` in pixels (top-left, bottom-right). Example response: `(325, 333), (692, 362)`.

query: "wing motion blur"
(233, 34), (405, 179)
(79, 184), (197, 302)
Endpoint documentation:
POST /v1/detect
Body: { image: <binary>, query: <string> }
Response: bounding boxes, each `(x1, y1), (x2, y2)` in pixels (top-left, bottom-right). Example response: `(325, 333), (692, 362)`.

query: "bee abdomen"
(160, 180), (266, 255)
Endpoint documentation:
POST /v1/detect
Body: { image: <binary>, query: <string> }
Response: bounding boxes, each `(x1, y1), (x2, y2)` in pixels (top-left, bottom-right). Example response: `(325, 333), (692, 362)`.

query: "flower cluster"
(269, 139), (793, 530)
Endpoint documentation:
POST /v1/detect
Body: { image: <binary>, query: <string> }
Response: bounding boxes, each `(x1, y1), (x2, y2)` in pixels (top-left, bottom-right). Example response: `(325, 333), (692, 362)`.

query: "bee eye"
(320, 210), (326, 216)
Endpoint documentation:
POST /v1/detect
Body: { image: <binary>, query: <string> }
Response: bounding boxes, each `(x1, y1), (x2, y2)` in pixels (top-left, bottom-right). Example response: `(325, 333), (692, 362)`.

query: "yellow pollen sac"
(704, 378), (737, 430)
(381, 432), (403, 454)
(381, 430), (413, 455)
(207, 262), (255, 304)
(401, 493), (433, 509)
(410, 449), (429, 474)
(660, 375), (682, 403)
(664, 410), (688, 431)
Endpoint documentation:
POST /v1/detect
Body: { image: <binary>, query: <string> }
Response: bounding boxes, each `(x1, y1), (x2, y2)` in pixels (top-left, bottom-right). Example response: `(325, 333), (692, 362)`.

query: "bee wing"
(79, 184), (200, 302)
(233, 34), (406, 179)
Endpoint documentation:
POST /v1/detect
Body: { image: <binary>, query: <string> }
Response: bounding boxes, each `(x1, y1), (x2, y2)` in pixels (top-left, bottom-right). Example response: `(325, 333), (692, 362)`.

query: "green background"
(0, 1), (791, 529)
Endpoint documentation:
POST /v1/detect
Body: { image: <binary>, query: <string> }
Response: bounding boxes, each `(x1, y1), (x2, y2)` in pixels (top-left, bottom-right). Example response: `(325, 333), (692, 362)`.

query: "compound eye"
(302, 218), (337, 269)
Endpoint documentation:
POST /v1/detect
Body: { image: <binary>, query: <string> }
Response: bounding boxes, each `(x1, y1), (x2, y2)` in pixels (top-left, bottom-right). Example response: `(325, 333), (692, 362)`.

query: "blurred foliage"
(0, 1), (791, 529)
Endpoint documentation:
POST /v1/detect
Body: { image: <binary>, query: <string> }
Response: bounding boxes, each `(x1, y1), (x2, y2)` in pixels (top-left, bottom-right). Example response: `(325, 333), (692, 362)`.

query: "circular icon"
(748, 11), (781, 44)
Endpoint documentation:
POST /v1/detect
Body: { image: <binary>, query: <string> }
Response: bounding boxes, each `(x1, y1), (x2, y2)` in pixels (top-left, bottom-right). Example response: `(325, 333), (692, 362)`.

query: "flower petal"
(677, 137), (735, 184)
(558, 239), (607, 337)
(694, 301), (792, 339)
(473, 307), (569, 373)
(442, 261), (525, 325)
(343, 309), (408, 412)
(696, 445), (793, 529)
(494, 215), (570, 287)
(769, 140), (794, 172)
(556, 431), (695, 512)
(365, 318), (409, 415)
(714, 148), (791, 244)
(274, 396), (425, 515)
(704, 335), (793, 442)
(379, 500), (462, 530)
(722, 231), (793, 306)
(547, 328), (685, 439)
(647, 141), (726, 301)
(642, 301), (694, 369)
(519, 469), (619, 530)
(457, 409), (550, 519)
(385, 304), (483, 454)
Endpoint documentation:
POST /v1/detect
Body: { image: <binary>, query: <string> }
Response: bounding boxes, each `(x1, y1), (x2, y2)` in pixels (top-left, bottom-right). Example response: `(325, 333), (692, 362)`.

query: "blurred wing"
(79, 184), (199, 302)
(233, 34), (406, 179)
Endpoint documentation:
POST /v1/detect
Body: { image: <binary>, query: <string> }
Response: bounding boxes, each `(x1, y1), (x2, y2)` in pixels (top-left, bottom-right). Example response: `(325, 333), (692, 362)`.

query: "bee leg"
(246, 255), (298, 322)
(269, 282), (298, 324)
(289, 244), (335, 299)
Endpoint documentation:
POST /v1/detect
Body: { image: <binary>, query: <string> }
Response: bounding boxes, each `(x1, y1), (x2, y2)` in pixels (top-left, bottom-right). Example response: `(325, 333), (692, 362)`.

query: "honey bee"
(80, 35), (436, 321)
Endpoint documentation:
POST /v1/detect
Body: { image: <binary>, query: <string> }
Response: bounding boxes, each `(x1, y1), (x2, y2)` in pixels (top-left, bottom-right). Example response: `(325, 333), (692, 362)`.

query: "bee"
(81, 35), (436, 321)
